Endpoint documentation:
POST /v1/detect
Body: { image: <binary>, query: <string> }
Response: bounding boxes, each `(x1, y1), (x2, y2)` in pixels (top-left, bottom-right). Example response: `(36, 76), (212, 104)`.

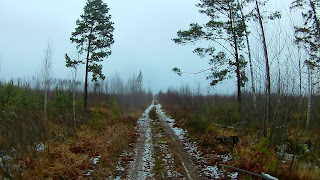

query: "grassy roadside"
(19, 104), (143, 179)
(150, 108), (186, 179)
(160, 104), (320, 180)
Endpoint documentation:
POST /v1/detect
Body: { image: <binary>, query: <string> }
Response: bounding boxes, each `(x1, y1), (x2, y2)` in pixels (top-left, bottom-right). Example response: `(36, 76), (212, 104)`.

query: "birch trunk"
(73, 68), (77, 128)
(42, 42), (53, 120)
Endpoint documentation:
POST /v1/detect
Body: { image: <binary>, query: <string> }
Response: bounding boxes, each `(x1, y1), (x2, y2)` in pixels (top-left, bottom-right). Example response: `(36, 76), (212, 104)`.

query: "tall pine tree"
(66, 0), (114, 115)
(173, 0), (248, 106)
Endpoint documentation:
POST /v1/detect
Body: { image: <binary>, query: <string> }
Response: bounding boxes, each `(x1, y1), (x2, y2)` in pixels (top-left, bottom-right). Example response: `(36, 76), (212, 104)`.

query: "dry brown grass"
(21, 106), (140, 179)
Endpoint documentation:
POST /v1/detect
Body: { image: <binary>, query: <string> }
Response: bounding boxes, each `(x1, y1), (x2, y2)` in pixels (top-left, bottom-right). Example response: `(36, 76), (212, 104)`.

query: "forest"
(0, 0), (320, 179)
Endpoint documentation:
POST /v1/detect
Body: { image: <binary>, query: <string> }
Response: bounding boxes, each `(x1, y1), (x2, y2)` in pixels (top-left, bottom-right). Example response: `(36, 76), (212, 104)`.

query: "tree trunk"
(229, 3), (242, 107)
(44, 85), (48, 119)
(73, 68), (77, 129)
(245, 24), (257, 112)
(296, 50), (303, 142)
(269, 58), (281, 147)
(43, 42), (52, 120)
(256, 0), (271, 137)
(84, 54), (89, 116)
(239, 0), (257, 123)
(84, 30), (93, 116)
(306, 64), (313, 131)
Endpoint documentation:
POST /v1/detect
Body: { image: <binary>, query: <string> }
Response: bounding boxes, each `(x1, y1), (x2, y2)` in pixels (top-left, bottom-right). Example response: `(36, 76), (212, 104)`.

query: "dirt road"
(115, 101), (235, 179)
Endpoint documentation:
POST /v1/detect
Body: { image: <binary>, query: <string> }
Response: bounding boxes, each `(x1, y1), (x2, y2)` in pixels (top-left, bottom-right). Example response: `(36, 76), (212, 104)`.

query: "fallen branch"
(219, 164), (276, 180)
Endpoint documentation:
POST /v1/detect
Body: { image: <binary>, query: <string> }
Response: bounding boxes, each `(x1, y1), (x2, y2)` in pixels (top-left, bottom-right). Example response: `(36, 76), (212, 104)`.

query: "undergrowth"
(158, 99), (320, 179)
(0, 93), (143, 179)
(21, 104), (141, 179)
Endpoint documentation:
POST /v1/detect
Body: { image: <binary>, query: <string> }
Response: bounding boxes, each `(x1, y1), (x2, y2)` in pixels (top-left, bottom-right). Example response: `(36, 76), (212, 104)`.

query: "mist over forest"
(0, 0), (319, 179)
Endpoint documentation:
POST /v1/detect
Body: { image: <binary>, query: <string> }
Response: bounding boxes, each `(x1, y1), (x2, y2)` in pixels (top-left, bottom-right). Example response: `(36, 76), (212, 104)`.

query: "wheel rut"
(117, 101), (204, 180)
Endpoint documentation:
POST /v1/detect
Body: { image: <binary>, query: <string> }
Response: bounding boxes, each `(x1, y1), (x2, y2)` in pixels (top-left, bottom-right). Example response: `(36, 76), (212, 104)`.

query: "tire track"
(155, 105), (203, 180)
(121, 102), (205, 180)
(127, 103), (155, 179)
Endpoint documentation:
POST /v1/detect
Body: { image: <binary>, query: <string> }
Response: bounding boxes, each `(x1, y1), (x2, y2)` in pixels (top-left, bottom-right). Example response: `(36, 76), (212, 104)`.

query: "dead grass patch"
(20, 106), (140, 179)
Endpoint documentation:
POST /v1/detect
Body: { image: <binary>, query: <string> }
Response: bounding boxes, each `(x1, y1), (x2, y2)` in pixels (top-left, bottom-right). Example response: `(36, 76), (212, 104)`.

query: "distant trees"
(0, 75), (153, 178)
(136, 70), (143, 92)
(127, 74), (137, 95)
(65, 0), (115, 115)
(172, 0), (248, 107)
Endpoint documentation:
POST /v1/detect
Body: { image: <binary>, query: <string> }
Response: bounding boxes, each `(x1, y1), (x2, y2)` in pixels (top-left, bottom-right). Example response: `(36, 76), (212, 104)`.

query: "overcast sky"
(0, 0), (295, 94)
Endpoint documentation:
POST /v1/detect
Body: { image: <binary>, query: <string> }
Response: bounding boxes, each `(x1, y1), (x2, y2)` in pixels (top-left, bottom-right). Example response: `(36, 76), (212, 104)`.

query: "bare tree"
(306, 64), (313, 131)
(239, 0), (257, 113)
(65, 54), (82, 128)
(291, 46), (304, 143)
(291, 0), (320, 133)
(42, 42), (53, 120)
(252, 0), (281, 137)
(256, 0), (271, 138)
(127, 74), (138, 107)
(71, 64), (78, 128)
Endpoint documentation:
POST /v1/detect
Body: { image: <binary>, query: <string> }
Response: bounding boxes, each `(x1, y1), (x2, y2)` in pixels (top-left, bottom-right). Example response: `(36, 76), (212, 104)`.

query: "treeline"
(0, 72), (152, 176)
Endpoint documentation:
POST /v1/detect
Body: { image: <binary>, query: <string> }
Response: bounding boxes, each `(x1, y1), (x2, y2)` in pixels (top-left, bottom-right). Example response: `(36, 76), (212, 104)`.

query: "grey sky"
(0, 0), (296, 94)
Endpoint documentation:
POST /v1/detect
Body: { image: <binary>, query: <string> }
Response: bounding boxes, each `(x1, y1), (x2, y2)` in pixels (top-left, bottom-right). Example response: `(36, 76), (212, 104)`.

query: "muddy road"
(115, 101), (236, 179)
